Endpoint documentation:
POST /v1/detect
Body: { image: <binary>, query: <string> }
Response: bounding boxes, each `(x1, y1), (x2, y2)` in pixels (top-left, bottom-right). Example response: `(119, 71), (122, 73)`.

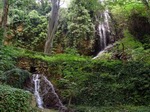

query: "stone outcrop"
(24, 74), (68, 112)
(17, 57), (49, 74)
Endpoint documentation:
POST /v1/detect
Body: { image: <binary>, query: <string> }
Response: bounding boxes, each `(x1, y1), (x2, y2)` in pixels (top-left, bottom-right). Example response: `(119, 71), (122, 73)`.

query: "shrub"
(2, 68), (31, 88)
(74, 61), (150, 106)
(0, 46), (16, 76)
(74, 105), (150, 112)
(45, 58), (150, 106)
(141, 35), (150, 49)
(15, 50), (150, 107)
(0, 85), (35, 112)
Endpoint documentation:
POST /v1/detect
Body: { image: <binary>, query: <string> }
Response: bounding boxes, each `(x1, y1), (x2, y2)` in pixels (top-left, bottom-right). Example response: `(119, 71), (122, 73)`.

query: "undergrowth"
(0, 85), (36, 112)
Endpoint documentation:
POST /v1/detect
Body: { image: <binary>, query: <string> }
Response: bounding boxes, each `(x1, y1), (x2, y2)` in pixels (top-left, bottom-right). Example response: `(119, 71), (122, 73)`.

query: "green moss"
(13, 47), (90, 62)
(0, 85), (35, 112)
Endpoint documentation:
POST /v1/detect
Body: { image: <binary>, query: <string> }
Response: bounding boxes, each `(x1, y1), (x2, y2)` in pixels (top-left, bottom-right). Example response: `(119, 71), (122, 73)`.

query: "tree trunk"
(0, 0), (9, 29)
(0, 0), (9, 45)
(44, 0), (60, 55)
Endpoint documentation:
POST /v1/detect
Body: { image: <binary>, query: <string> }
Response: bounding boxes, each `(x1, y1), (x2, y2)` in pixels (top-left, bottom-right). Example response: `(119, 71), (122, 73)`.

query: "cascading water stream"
(93, 0), (113, 59)
(98, 8), (110, 50)
(43, 76), (64, 107)
(33, 74), (43, 108)
(31, 74), (67, 111)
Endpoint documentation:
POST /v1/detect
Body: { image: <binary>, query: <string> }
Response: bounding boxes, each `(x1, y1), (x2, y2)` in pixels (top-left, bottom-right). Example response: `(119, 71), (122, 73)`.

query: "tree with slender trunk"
(0, 0), (9, 45)
(0, 0), (9, 38)
(44, 0), (60, 55)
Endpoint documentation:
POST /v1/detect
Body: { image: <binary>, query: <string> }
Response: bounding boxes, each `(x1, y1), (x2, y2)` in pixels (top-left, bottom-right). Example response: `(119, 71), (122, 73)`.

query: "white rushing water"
(93, 44), (114, 59)
(98, 9), (110, 50)
(32, 74), (65, 110)
(33, 74), (43, 108)
(93, 0), (112, 59)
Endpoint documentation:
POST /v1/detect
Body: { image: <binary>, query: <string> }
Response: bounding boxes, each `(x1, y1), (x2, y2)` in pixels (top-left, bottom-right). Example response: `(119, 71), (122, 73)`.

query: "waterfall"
(98, 9), (110, 50)
(31, 74), (67, 111)
(93, 0), (113, 59)
(42, 75), (64, 107)
(33, 74), (43, 108)
(93, 44), (115, 59)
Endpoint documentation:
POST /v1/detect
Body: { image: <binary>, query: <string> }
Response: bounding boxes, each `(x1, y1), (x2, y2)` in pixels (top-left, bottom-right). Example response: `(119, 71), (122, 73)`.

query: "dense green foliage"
(53, 0), (100, 55)
(110, 31), (150, 63)
(12, 46), (149, 107)
(43, 59), (149, 106)
(9, 8), (47, 51)
(0, 0), (150, 111)
(0, 34), (149, 110)
(67, 0), (95, 53)
(0, 85), (35, 112)
(74, 105), (150, 112)
(0, 46), (15, 76)
(2, 68), (31, 88)
(111, 1), (150, 49)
